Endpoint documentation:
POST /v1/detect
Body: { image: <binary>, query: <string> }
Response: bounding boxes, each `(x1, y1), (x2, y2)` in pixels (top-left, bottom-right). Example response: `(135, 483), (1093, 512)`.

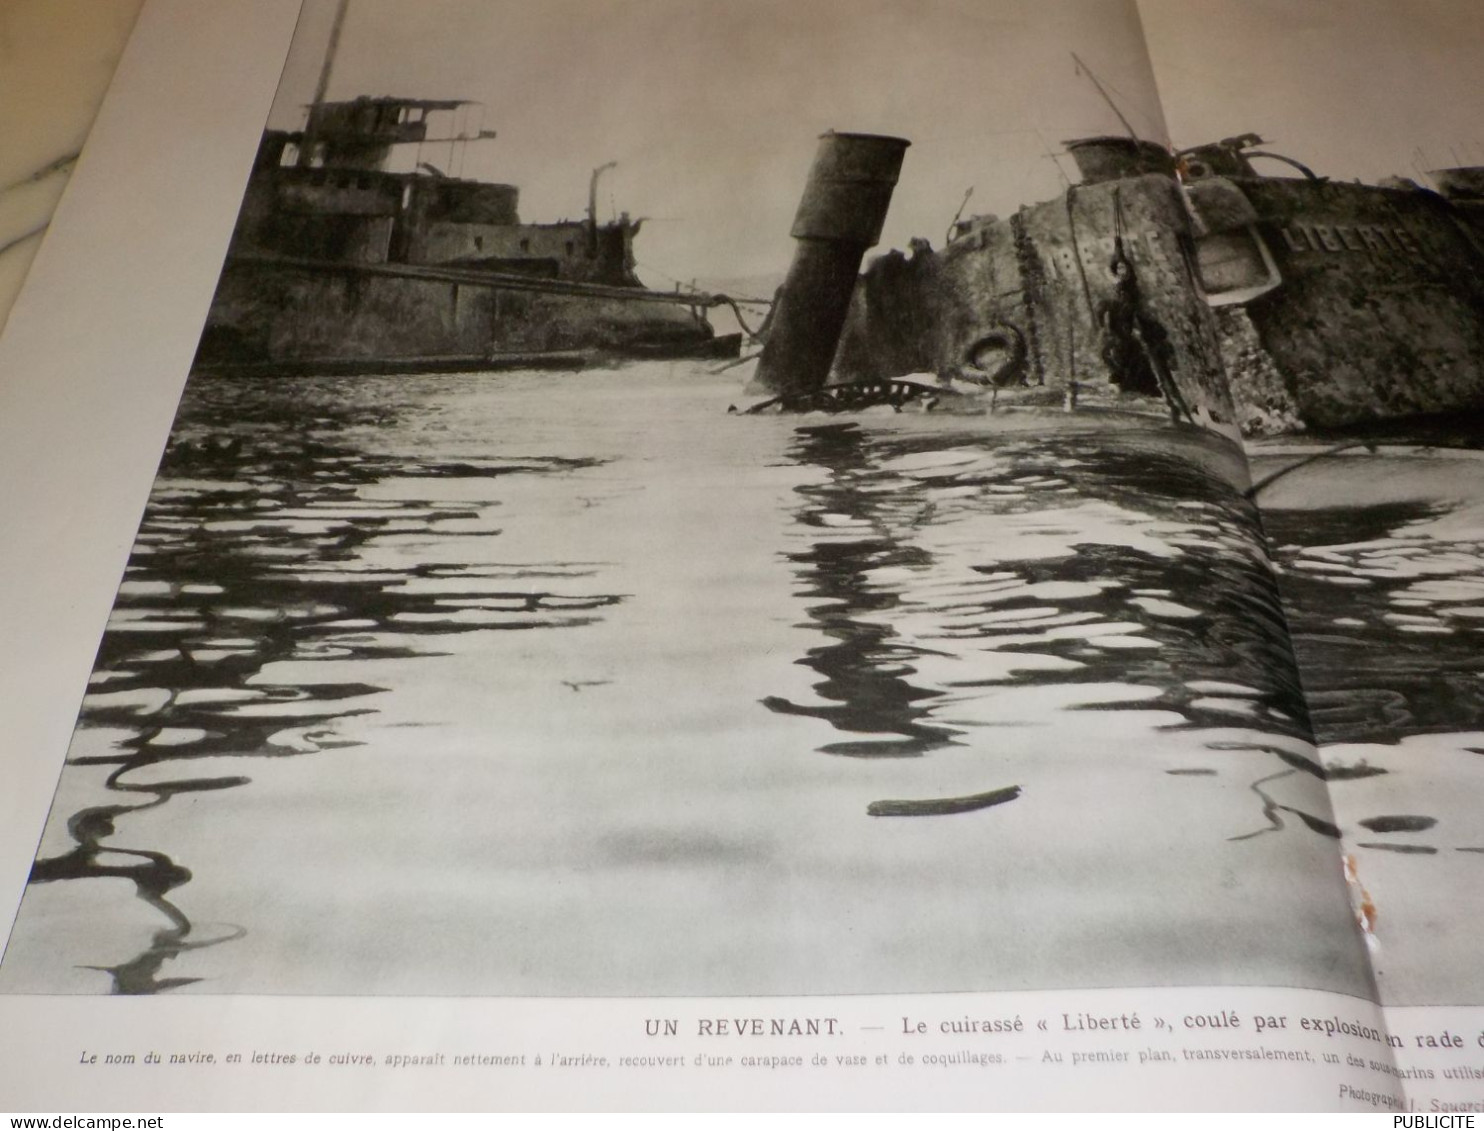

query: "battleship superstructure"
(194, 96), (736, 374)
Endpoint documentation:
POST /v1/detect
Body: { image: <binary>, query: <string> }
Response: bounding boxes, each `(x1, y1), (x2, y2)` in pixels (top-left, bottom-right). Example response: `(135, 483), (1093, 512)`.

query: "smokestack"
(749, 131), (910, 400)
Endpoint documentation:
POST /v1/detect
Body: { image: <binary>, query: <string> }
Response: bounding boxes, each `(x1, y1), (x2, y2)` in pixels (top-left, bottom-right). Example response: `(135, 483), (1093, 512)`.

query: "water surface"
(1, 365), (1372, 997)
(1259, 447), (1484, 1004)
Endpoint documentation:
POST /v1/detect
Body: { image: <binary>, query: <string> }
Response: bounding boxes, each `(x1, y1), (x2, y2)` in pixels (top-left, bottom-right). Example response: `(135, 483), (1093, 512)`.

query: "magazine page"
(1141, 0), (1484, 1114)
(0, 0), (1401, 1112)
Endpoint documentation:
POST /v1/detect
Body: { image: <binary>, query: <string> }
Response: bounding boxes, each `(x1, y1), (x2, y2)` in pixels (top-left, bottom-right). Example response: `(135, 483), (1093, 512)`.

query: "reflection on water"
(1, 367), (1374, 998)
(18, 379), (621, 993)
(763, 424), (955, 759)
(770, 421), (1312, 756)
(1267, 497), (1484, 747)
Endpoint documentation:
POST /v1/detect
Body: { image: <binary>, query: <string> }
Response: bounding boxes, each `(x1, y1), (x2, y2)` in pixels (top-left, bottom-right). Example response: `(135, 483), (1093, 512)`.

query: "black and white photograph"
(2, 0), (1483, 1023)
(1143, 0), (1484, 1008)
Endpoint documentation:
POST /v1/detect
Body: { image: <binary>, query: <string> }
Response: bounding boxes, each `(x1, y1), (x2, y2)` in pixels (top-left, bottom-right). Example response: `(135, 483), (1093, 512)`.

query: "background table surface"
(0, 0), (144, 332)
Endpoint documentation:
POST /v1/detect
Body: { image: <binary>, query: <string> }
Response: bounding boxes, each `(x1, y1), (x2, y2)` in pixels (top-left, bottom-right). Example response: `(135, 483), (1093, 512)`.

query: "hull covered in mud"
(829, 136), (1484, 436)
(832, 172), (1236, 427)
(1196, 175), (1484, 432)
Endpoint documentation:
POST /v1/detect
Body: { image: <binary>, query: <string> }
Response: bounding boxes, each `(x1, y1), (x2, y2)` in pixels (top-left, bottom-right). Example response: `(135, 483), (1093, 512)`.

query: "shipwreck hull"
(833, 173), (1236, 425)
(194, 257), (727, 372)
(831, 157), (1484, 436)
(1206, 177), (1484, 431)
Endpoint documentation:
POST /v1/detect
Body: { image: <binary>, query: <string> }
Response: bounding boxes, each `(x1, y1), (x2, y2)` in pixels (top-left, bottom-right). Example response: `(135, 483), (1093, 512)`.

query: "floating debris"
(1358, 815), (1437, 833)
(867, 784), (1021, 817)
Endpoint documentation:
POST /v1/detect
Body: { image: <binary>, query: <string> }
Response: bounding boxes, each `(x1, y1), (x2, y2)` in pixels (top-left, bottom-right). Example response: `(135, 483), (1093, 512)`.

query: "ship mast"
(298, 0), (351, 167)
(588, 161), (617, 255)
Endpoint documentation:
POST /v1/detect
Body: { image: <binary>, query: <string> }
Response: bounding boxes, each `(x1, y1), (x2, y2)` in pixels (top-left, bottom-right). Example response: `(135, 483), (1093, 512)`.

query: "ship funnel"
(1063, 136), (1175, 184)
(749, 131), (910, 399)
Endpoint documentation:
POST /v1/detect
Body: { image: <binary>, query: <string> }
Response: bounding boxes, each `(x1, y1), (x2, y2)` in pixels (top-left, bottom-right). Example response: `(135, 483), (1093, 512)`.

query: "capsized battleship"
(749, 130), (1484, 437)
